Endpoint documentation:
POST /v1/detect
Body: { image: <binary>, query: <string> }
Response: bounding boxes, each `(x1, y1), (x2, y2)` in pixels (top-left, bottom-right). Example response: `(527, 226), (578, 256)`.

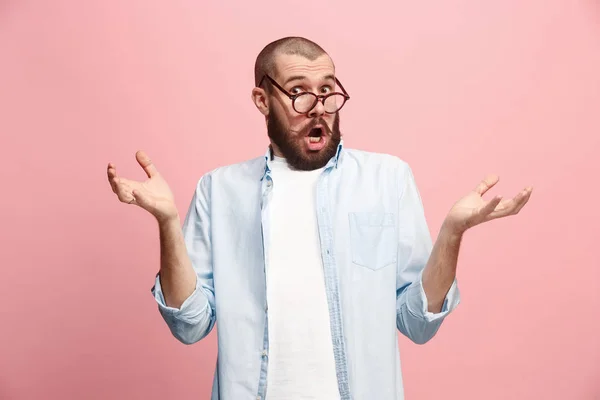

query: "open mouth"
(307, 126), (324, 143)
(304, 126), (327, 151)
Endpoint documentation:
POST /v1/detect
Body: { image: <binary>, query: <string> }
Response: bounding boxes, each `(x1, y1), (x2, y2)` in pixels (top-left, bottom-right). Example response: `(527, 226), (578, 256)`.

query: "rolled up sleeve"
(150, 174), (216, 345)
(151, 272), (211, 325)
(395, 161), (461, 344)
(405, 273), (460, 323)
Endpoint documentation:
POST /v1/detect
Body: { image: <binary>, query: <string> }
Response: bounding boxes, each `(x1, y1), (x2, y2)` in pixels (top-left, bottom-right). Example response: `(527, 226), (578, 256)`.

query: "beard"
(267, 109), (341, 171)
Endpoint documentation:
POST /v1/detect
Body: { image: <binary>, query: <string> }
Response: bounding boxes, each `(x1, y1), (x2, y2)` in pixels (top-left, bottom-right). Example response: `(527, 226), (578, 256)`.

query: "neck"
(269, 143), (283, 159)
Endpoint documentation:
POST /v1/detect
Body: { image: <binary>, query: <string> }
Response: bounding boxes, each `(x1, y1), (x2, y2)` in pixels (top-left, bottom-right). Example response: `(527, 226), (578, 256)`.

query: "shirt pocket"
(348, 212), (397, 271)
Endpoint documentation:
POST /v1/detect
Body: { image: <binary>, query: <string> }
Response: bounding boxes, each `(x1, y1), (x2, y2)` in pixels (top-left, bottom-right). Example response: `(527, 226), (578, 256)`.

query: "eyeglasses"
(258, 75), (350, 115)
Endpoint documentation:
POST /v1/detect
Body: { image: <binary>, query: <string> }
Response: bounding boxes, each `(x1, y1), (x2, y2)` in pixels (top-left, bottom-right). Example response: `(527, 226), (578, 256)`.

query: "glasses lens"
(294, 93), (317, 113)
(324, 94), (346, 113)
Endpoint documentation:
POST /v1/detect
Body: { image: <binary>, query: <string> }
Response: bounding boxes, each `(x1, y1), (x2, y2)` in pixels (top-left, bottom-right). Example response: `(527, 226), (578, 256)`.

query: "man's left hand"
(443, 174), (533, 235)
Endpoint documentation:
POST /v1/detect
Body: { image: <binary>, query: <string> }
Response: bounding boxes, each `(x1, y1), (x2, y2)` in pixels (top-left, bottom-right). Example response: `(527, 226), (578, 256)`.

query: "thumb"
(136, 150), (159, 179)
(473, 174), (499, 196)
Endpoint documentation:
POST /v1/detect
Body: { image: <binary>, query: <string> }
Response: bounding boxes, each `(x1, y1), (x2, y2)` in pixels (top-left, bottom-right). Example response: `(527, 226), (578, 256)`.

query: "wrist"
(440, 219), (465, 241)
(157, 214), (181, 229)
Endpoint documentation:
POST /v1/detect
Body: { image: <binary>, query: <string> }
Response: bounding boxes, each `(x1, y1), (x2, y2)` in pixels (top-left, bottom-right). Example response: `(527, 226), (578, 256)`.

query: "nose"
(308, 98), (325, 118)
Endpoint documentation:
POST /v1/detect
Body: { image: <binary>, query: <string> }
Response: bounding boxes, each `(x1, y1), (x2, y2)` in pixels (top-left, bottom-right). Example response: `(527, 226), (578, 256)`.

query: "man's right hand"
(107, 151), (179, 223)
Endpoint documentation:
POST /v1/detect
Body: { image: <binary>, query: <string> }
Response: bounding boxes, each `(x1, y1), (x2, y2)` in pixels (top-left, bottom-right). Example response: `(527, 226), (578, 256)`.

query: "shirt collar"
(260, 139), (344, 181)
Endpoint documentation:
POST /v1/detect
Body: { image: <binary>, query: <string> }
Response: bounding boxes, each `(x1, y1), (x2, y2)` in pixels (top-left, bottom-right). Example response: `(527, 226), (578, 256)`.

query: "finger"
(487, 188), (530, 219)
(112, 177), (136, 204)
(479, 195), (503, 217)
(107, 163), (118, 192)
(114, 176), (137, 187)
(136, 151), (159, 179)
(107, 163), (118, 177)
(488, 203), (515, 219)
(474, 175), (499, 196)
(511, 187), (533, 214)
(131, 189), (151, 209)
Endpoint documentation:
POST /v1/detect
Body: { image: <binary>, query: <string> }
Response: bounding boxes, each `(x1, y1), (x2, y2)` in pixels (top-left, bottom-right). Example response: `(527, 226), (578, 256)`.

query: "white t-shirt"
(265, 156), (340, 400)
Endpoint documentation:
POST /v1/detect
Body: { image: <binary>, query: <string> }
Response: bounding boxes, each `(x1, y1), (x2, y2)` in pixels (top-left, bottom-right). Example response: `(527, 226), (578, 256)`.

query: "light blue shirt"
(151, 141), (460, 400)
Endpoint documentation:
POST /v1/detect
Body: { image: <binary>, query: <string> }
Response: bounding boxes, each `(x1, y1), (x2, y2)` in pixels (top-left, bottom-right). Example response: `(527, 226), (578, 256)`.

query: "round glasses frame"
(258, 74), (351, 115)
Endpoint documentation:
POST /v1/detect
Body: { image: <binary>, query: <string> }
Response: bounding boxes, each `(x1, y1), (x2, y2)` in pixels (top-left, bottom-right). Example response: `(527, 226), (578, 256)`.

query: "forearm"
(422, 222), (462, 313)
(158, 216), (197, 309)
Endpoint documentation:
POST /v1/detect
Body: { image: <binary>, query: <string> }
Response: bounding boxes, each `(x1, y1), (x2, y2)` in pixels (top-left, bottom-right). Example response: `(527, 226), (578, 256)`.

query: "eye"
(320, 86), (333, 94)
(290, 86), (304, 94)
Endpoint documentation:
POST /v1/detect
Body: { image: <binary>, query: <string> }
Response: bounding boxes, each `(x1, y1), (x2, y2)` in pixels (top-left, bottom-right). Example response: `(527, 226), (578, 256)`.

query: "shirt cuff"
(406, 273), (460, 323)
(150, 273), (209, 324)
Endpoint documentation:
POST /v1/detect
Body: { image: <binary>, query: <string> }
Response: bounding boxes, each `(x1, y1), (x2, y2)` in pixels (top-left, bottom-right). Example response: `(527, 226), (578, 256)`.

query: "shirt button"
(262, 350), (268, 357)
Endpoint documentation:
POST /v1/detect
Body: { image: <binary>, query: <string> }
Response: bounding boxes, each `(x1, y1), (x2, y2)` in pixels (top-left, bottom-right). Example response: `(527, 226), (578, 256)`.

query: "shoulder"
(341, 148), (411, 173)
(195, 155), (266, 190)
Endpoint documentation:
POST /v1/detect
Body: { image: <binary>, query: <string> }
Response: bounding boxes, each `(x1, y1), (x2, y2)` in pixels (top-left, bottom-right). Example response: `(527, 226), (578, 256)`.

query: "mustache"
(302, 117), (332, 136)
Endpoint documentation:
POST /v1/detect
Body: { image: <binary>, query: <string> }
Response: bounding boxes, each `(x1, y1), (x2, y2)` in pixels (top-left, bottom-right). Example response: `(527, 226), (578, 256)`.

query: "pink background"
(1, 1), (599, 399)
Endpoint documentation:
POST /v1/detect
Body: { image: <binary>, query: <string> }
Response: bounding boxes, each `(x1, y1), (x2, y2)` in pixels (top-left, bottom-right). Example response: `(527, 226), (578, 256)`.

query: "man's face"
(265, 54), (342, 171)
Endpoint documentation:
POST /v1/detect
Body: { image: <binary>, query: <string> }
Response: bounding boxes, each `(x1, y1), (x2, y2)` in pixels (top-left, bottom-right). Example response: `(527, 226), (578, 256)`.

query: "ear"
(251, 87), (269, 116)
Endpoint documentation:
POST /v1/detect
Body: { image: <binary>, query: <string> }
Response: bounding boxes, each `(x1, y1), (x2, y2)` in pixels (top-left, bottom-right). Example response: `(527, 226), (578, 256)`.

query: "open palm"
(445, 175), (533, 234)
(107, 151), (178, 223)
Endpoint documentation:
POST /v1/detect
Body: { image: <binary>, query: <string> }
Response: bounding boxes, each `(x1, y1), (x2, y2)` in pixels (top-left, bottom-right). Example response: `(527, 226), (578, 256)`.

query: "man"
(107, 37), (532, 400)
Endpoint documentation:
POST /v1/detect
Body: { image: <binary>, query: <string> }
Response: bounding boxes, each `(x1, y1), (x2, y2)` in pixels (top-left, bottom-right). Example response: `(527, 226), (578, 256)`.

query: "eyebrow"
(283, 74), (336, 86)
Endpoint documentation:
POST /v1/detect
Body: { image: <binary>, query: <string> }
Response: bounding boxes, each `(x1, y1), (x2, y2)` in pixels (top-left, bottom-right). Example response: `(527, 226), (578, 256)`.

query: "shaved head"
(254, 37), (331, 87)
